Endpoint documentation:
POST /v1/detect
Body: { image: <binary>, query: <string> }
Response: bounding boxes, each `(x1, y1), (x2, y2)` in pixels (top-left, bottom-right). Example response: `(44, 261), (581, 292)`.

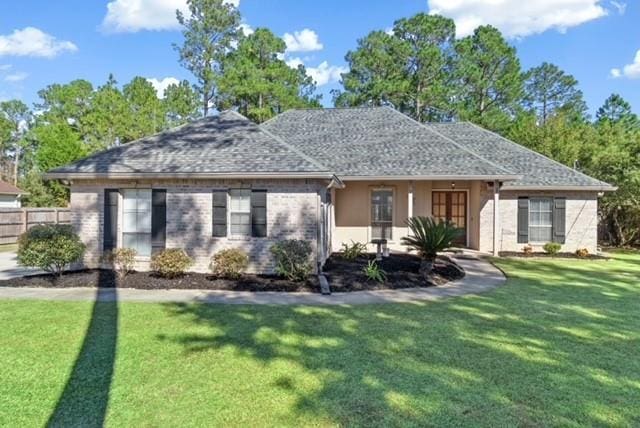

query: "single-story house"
(0, 180), (25, 208)
(45, 107), (615, 273)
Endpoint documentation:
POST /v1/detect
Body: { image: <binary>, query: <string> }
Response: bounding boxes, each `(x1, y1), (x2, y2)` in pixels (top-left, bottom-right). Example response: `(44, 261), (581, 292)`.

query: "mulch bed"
(499, 251), (608, 260)
(0, 270), (319, 292)
(323, 253), (465, 292)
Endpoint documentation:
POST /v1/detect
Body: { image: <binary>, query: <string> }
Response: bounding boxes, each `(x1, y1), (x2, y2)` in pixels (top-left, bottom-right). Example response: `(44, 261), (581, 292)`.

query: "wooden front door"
(431, 191), (467, 246)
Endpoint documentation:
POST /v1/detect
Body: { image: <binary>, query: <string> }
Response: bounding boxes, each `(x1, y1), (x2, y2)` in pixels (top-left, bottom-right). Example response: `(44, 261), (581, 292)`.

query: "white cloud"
(239, 23), (254, 36)
(428, 0), (610, 38)
(283, 29), (323, 52)
(0, 27), (77, 58)
(286, 57), (345, 86)
(102, 0), (240, 33)
(0, 64), (11, 71)
(147, 77), (180, 97)
(4, 72), (28, 82)
(611, 1), (627, 14)
(610, 49), (640, 79)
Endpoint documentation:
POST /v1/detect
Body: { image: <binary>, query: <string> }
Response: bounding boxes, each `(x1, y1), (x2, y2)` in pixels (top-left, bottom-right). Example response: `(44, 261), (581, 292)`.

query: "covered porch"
(328, 179), (502, 255)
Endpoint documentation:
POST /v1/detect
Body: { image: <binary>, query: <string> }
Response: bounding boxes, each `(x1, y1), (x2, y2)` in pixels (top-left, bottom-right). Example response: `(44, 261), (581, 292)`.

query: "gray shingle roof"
(427, 122), (614, 190)
(261, 107), (516, 179)
(47, 110), (330, 178)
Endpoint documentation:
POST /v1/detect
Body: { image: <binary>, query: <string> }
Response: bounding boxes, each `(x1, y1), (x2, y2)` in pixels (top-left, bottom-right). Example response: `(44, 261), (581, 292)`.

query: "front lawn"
(1, 251), (639, 427)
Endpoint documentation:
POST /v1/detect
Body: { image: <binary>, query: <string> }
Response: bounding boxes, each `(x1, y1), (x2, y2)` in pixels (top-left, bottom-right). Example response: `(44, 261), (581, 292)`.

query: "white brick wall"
(70, 179), (323, 273)
(479, 188), (599, 254)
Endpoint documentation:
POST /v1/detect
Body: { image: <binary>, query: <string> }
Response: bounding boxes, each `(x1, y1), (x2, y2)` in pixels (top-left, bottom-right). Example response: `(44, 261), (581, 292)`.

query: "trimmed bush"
(543, 242), (561, 255)
(17, 224), (85, 277)
(270, 239), (312, 282)
(104, 248), (137, 278)
(340, 240), (367, 261)
(210, 248), (249, 279)
(576, 247), (590, 258)
(150, 249), (193, 278)
(522, 244), (533, 256)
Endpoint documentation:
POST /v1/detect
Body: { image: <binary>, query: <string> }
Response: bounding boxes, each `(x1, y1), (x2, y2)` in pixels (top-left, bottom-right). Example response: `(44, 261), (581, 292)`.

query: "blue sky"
(0, 0), (638, 116)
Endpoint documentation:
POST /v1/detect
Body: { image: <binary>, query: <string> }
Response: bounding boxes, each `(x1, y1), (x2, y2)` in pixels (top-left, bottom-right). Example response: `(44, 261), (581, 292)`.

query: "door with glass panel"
(431, 191), (467, 246)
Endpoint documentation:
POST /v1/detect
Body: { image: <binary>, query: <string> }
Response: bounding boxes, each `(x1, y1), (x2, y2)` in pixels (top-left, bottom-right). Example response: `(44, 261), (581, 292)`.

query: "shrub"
(543, 242), (561, 255)
(270, 239), (312, 282)
(150, 249), (193, 278)
(576, 247), (590, 258)
(17, 224), (85, 277)
(363, 260), (386, 283)
(210, 248), (249, 279)
(340, 240), (367, 261)
(401, 216), (462, 277)
(104, 248), (137, 278)
(522, 244), (533, 256)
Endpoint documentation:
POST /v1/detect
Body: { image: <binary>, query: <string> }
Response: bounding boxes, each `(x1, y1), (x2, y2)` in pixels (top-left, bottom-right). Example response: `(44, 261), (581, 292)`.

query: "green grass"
(1, 251), (639, 427)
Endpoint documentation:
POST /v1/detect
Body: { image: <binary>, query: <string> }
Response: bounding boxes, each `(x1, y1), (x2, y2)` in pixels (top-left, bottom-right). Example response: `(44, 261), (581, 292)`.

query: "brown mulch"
(323, 253), (465, 292)
(0, 270), (319, 292)
(499, 251), (608, 260)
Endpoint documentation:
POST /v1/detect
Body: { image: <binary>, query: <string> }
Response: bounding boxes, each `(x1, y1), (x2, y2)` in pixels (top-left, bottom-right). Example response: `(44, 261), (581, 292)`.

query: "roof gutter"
(43, 171), (335, 180)
(338, 174), (523, 181)
(502, 184), (618, 192)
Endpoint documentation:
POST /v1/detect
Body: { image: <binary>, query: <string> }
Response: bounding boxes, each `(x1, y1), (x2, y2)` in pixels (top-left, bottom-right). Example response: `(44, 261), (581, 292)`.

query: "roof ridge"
(258, 123), (331, 172)
(463, 121), (612, 187)
(383, 106), (518, 177)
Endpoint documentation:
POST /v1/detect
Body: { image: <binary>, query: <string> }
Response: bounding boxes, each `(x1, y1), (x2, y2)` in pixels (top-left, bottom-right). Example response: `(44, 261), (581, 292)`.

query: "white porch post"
(493, 180), (500, 256)
(330, 187), (336, 252)
(407, 181), (414, 235)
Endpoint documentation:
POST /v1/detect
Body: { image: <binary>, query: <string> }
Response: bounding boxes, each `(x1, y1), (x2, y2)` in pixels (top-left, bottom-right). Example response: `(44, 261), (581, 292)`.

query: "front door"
(432, 191), (467, 246)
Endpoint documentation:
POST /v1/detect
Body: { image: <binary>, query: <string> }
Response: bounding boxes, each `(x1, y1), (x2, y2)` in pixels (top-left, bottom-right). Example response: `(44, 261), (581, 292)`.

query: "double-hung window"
(529, 197), (553, 242)
(122, 189), (152, 256)
(229, 189), (251, 237)
(371, 189), (393, 240)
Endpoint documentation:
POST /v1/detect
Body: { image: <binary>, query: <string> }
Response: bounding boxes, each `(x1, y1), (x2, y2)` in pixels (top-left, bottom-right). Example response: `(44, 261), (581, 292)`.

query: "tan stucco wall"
(70, 179), (325, 273)
(333, 180), (483, 252)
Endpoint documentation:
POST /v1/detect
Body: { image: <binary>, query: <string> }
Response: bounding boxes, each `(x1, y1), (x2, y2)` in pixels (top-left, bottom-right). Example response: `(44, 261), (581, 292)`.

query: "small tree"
(17, 224), (85, 277)
(270, 240), (312, 282)
(401, 216), (461, 280)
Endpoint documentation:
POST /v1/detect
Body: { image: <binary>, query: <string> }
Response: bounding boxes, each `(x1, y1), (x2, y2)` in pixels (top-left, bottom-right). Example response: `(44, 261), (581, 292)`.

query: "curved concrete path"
(0, 256), (505, 305)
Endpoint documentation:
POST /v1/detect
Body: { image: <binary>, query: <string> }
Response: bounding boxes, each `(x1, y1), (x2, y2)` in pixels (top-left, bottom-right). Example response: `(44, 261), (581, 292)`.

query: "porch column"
(330, 187), (336, 252)
(493, 180), (500, 256)
(407, 181), (414, 235)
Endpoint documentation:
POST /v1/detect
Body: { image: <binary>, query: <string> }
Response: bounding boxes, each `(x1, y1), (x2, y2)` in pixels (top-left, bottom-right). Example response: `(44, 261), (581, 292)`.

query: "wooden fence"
(0, 208), (71, 245)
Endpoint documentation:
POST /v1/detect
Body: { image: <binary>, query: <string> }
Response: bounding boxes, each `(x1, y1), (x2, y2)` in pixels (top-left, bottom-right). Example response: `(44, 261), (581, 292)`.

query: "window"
(123, 189), (152, 256)
(230, 189), (251, 237)
(529, 197), (553, 242)
(371, 189), (393, 240)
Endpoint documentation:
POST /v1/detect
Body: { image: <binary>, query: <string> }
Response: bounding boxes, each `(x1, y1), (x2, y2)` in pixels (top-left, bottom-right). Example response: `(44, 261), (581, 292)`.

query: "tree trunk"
(13, 146), (20, 186)
(419, 258), (434, 283)
(203, 97), (209, 117)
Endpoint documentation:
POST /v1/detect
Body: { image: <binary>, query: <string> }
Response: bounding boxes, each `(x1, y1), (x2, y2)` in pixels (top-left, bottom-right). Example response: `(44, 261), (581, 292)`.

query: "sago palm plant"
(401, 216), (462, 279)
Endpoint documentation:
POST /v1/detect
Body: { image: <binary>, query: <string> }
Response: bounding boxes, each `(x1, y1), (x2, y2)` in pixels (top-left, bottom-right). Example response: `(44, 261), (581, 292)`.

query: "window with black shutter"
(103, 189), (119, 251)
(151, 189), (166, 254)
(212, 190), (228, 237)
(251, 190), (267, 237)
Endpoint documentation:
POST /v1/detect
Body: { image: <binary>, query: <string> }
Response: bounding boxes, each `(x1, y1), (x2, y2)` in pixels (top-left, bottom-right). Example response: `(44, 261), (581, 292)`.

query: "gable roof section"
(261, 107), (519, 180)
(46, 110), (332, 179)
(427, 122), (615, 191)
(0, 180), (24, 195)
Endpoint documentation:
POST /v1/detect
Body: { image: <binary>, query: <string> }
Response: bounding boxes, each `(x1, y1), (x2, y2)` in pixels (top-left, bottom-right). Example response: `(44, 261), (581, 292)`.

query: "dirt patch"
(0, 270), (319, 292)
(323, 253), (464, 292)
(499, 251), (608, 260)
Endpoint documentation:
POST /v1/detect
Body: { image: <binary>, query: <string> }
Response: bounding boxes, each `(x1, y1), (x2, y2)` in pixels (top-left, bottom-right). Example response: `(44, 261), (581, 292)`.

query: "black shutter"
(517, 197), (529, 244)
(553, 197), (566, 244)
(151, 189), (166, 255)
(251, 190), (267, 237)
(212, 190), (228, 237)
(103, 189), (118, 252)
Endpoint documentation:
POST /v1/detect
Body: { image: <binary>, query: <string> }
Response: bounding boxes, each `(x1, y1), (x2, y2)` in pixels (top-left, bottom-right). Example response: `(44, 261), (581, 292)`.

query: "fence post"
(21, 209), (27, 235)
(54, 208), (59, 224)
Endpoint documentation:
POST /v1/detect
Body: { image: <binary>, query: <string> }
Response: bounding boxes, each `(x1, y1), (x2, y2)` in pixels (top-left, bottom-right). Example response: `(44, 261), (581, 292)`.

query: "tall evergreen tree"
(163, 80), (201, 127)
(596, 93), (639, 129)
(0, 100), (32, 184)
(218, 28), (320, 122)
(454, 25), (523, 130)
(175, 0), (241, 116)
(523, 62), (587, 124)
(123, 77), (165, 140)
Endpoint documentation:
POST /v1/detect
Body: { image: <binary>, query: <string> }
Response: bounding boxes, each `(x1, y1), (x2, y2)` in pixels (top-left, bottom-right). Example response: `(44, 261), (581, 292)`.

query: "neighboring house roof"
(46, 110), (332, 179)
(46, 106), (614, 191)
(0, 180), (24, 195)
(427, 122), (615, 191)
(261, 107), (519, 180)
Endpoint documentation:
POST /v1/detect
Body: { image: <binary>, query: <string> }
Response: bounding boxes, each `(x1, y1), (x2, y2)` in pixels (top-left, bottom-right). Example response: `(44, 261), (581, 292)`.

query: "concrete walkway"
(0, 251), (43, 280)
(0, 256), (505, 305)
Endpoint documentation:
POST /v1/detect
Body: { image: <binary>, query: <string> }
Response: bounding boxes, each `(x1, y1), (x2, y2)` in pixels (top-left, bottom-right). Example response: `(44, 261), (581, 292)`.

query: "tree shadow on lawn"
(163, 257), (640, 426)
(47, 270), (118, 428)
